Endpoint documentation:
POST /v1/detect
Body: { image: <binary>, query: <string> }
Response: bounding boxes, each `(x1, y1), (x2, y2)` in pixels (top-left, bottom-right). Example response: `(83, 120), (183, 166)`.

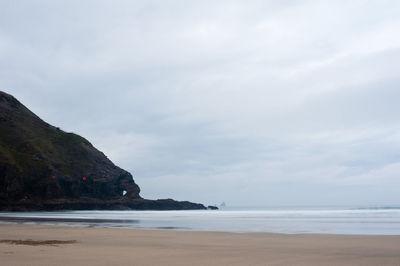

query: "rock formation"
(0, 91), (206, 211)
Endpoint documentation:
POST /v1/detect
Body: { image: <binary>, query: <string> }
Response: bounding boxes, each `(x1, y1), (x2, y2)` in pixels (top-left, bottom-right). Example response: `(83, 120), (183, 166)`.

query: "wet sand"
(1, 223), (400, 265)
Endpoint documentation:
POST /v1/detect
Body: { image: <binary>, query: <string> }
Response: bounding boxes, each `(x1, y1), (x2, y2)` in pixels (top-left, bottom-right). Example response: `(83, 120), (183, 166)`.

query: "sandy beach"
(0, 224), (399, 265)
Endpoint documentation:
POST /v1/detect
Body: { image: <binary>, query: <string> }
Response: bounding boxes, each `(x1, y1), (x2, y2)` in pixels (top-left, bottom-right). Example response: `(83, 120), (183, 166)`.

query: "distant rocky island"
(0, 91), (209, 211)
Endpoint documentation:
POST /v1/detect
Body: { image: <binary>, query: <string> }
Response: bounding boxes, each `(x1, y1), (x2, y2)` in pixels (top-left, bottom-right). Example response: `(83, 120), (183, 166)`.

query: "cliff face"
(0, 91), (205, 211)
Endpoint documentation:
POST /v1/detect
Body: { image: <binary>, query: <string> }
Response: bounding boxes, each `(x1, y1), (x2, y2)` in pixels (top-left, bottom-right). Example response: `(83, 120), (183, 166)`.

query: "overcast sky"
(1, 0), (400, 206)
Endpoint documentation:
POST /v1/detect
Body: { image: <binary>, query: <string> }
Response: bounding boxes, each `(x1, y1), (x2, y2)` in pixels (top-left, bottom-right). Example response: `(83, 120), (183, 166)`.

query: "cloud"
(1, 0), (399, 205)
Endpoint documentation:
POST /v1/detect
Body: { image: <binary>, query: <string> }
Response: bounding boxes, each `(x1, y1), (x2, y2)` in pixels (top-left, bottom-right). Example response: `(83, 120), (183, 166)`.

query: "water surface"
(1, 206), (399, 235)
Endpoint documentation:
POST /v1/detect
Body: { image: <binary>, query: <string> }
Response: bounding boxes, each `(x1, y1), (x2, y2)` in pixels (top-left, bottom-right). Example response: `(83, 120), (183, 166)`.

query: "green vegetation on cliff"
(0, 91), (206, 211)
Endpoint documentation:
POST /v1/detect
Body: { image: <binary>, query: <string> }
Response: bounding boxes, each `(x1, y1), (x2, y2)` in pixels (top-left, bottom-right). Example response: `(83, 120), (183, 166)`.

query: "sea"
(1, 206), (400, 235)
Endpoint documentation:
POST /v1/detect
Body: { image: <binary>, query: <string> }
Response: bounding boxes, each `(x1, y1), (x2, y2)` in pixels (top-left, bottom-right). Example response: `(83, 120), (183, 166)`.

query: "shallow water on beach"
(1, 206), (400, 235)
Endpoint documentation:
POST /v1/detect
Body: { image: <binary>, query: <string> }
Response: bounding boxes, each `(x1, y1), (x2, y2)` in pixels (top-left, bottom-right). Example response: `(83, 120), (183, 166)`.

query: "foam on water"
(1, 206), (400, 235)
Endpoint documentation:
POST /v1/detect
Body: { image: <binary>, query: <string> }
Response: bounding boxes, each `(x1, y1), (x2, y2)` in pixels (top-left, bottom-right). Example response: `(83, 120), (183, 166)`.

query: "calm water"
(1, 206), (400, 235)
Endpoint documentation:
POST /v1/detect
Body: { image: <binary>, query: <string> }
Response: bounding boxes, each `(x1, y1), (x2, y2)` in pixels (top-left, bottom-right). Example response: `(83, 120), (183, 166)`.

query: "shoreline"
(1, 223), (400, 265)
(1, 220), (400, 236)
(2, 207), (400, 235)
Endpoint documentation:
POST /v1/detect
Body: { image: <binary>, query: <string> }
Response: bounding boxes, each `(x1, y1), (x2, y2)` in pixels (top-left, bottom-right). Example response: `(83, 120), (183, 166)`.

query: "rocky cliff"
(0, 91), (206, 211)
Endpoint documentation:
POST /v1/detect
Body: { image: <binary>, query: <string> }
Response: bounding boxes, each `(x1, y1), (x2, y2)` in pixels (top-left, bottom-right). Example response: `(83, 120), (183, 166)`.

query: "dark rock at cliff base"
(0, 91), (206, 211)
(0, 198), (207, 211)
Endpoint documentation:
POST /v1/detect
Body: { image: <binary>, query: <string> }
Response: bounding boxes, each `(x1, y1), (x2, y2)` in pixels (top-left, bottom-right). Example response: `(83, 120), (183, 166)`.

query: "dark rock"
(207, 205), (219, 210)
(0, 91), (206, 211)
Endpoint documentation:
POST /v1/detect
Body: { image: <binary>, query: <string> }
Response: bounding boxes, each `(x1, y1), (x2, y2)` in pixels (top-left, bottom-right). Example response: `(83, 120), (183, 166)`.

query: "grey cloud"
(1, 0), (400, 206)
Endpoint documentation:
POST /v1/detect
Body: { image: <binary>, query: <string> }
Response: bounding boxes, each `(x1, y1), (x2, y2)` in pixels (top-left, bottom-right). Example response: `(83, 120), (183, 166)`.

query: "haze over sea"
(1, 205), (400, 235)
